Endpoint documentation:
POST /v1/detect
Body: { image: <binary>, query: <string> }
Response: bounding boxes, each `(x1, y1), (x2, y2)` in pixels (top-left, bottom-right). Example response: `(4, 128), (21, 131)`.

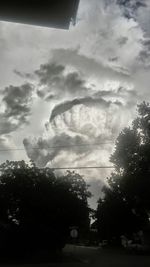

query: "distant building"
(0, 0), (80, 29)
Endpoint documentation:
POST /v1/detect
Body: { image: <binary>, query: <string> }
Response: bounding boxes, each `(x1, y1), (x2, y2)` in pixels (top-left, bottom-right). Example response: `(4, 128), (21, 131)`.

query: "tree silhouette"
(0, 160), (91, 254)
(96, 102), (150, 242)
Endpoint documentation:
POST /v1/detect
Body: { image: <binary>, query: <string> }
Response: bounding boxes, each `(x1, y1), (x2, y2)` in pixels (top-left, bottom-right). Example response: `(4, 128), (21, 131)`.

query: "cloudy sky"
(0, 0), (150, 208)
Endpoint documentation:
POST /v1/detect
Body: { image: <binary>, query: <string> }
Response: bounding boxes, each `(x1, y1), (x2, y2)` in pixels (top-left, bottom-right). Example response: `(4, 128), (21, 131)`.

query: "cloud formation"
(23, 87), (134, 168)
(0, 83), (33, 135)
(50, 97), (113, 122)
(117, 0), (147, 19)
(35, 62), (90, 100)
(23, 133), (90, 168)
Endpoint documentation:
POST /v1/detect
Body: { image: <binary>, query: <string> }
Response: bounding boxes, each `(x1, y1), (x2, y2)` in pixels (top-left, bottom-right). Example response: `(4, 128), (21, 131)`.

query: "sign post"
(70, 227), (78, 254)
(70, 228), (78, 239)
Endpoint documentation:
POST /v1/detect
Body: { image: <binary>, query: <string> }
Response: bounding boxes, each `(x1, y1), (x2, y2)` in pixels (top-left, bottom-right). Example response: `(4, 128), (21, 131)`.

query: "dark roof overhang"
(0, 0), (80, 29)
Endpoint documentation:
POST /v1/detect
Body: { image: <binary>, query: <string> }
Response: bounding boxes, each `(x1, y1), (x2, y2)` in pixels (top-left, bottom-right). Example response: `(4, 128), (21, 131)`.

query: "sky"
(0, 0), (150, 208)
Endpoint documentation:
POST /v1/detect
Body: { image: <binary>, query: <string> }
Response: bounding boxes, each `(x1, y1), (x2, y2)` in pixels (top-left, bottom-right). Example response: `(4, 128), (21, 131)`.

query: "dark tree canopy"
(0, 160), (91, 253)
(96, 102), (150, 242)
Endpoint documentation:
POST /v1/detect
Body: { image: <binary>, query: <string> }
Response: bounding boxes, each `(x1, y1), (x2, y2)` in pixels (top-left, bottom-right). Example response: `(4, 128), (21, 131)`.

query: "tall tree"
(96, 102), (150, 242)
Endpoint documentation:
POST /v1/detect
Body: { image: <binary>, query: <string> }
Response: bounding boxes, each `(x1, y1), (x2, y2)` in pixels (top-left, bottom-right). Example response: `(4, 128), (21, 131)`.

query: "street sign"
(70, 228), (78, 238)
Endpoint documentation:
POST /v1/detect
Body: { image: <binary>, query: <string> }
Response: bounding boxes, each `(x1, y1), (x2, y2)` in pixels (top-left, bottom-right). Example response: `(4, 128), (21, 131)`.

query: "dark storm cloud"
(117, 0), (147, 19)
(50, 97), (113, 122)
(35, 63), (65, 85)
(117, 0), (146, 8)
(36, 89), (45, 98)
(2, 83), (33, 118)
(23, 133), (89, 168)
(143, 39), (150, 48)
(138, 39), (150, 67)
(0, 83), (33, 135)
(35, 62), (88, 99)
(64, 72), (87, 93)
(14, 69), (33, 79)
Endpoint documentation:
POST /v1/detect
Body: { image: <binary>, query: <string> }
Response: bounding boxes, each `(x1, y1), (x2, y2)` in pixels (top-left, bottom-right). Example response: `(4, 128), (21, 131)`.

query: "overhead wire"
(0, 141), (115, 152)
(0, 142), (115, 169)
(50, 166), (115, 170)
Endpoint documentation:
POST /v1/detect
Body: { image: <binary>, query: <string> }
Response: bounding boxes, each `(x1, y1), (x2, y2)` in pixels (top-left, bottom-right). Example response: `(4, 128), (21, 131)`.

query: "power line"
(51, 166), (115, 170)
(0, 142), (114, 152)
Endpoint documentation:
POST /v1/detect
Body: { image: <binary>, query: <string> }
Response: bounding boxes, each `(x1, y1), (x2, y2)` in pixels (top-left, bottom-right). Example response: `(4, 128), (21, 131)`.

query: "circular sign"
(70, 229), (78, 238)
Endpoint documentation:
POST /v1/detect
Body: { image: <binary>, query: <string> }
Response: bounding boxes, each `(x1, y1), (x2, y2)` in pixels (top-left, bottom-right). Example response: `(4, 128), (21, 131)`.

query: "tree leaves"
(96, 102), (150, 242)
(0, 160), (91, 251)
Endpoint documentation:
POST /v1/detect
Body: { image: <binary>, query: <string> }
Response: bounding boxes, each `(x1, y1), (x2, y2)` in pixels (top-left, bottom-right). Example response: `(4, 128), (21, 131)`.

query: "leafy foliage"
(96, 102), (150, 242)
(0, 160), (91, 253)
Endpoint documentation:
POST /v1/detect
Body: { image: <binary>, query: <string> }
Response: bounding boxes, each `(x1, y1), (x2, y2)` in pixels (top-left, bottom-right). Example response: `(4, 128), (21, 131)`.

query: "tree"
(96, 102), (150, 242)
(0, 160), (91, 254)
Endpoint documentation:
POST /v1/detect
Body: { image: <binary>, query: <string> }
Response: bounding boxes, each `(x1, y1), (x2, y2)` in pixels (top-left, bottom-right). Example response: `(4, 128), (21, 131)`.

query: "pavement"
(0, 244), (150, 267)
(62, 244), (150, 267)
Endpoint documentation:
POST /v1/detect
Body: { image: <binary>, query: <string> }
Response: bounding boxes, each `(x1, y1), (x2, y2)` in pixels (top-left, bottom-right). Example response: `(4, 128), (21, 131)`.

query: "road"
(62, 244), (150, 267)
(0, 245), (150, 267)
